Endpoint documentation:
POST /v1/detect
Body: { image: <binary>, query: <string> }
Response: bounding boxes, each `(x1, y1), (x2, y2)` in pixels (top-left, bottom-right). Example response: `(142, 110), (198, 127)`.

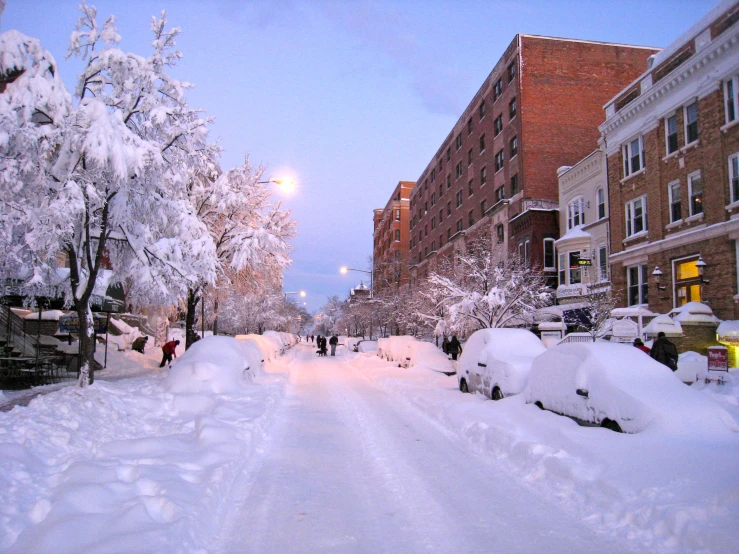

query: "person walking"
(448, 335), (462, 361)
(633, 337), (650, 354)
(329, 334), (338, 356)
(650, 332), (678, 371)
(159, 339), (180, 368)
(442, 336), (450, 355)
(131, 335), (148, 354)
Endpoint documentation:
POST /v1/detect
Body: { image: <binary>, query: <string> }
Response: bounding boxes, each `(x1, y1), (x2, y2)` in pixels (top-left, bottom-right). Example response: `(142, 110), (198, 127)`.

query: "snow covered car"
(407, 341), (455, 374)
(526, 342), (739, 434)
(458, 328), (546, 400)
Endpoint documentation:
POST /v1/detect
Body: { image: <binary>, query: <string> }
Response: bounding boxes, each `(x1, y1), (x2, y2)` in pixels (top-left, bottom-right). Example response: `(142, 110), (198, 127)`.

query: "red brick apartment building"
(408, 34), (658, 285)
(373, 181), (415, 294)
(601, 0), (739, 320)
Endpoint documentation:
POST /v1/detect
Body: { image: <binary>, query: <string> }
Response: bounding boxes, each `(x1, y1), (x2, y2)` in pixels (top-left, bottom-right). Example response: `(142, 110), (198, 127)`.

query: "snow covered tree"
(0, 8), (219, 386)
(424, 236), (553, 335)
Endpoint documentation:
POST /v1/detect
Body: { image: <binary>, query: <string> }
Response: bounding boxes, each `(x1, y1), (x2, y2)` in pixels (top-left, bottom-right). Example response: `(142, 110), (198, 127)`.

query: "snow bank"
(165, 336), (253, 394)
(643, 314), (683, 336)
(377, 336), (452, 373)
(357, 340), (377, 353)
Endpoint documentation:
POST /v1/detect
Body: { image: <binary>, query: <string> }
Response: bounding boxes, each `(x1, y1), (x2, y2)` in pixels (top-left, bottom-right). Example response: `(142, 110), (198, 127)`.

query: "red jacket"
(162, 340), (178, 356)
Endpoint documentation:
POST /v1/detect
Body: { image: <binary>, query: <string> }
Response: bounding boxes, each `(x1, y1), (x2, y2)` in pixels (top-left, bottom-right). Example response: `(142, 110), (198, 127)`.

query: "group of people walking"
(313, 334), (339, 356)
(635, 332), (679, 371)
(441, 335), (463, 361)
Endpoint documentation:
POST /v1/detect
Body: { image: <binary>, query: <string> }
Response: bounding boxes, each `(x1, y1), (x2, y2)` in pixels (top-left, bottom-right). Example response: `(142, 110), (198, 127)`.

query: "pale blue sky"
(3, 0), (719, 312)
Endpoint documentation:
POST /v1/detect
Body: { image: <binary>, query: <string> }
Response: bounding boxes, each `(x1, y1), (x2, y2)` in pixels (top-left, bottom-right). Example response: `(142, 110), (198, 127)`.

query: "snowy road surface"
(218, 345), (627, 553)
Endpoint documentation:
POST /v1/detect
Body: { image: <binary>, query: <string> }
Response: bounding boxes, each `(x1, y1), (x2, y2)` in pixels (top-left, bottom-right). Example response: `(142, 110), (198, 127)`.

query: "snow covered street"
(218, 344), (628, 553)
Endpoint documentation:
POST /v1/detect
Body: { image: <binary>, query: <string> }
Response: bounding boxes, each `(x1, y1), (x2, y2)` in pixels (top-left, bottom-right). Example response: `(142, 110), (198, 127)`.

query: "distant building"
(373, 181), (414, 295)
(408, 34), (658, 286)
(555, 150), (611, 305)
(349, 281), (371, 303)
(600, 0), (739, 320)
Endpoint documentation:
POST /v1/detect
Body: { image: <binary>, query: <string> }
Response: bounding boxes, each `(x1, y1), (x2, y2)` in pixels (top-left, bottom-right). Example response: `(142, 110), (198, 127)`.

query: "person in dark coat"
(650, 332), (678, 371)
(441, 336), (450, 355)
(329, 334), (338, 356)
(320, 336), (328, 356)
(633, 337), (650, 354)
(132, 336), (148, 354)
(448, 335), (462, 361)
(160, 339), (180, 367)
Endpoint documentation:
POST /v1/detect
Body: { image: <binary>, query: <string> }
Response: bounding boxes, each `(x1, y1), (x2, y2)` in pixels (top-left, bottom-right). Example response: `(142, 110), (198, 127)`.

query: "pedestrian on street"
(329, 334), (338, 356)
(160, 339), (180, 368)
(131, 335), (148, 354)
(442, 336), (450, 355)
(650, 332), (679, 371)
(633, 337), (650, 354)
(448, 335), (462, 361)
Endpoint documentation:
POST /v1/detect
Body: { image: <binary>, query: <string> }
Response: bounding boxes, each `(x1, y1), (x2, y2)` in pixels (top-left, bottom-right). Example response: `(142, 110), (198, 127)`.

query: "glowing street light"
(340, 266), (373, 298)
(259, 177), (296, 194)
(285, 290), (306, 299)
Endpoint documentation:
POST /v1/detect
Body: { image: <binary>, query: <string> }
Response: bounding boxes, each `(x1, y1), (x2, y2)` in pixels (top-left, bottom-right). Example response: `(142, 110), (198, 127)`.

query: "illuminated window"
(675, 257), (702, 305)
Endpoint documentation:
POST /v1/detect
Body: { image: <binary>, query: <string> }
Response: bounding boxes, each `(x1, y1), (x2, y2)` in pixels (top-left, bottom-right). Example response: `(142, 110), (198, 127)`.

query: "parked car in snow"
(407, 341), (454, 374)
(458, 328), (546, 400)
(525, 342), (739, 434)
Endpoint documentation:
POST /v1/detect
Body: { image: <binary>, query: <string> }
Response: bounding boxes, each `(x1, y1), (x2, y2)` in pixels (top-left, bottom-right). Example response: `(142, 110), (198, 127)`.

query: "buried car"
(525, 342), (739, 434)
(458, 328), (546, 400)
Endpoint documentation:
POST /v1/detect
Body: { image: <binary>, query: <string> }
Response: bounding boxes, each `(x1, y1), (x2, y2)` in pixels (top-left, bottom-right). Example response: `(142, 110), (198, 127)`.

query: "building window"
(431, 216), (436, 230)
(468, 179), (474, 197)
(726, 75), (738, 123)
(430, 240), (435, 252)
(508, 61), (516, 83)
(456, 219), (463, 233)
(446, 147), (451, 161)
(480, 99), (486, 120)
(567, 197), (585, 229)
(669, 180), (681, 223)
(675, 257), (703, 305)
(598, 244), (609, 281)
(439, 183), (443, 197)
(496, 224), (504, 243)
(480, 199), (487, 217)
(684, 101), (698, 145)
(730, 152), (739, 203)
(480, 166), (487, 186)
(431, 193), (436, 206)
(447, 228), (451, 241)
(447, 201), (451, 216)
(689, 171), (702, 216)
(627, 264), (649, 306)
(509, 136), (518, 158)
(424, 225), (428, 237)
(494, 115), (503, 136)
(622, 136), (645, 177)
(439, 209), (443, 222)
(456, 190), (462, 208)
(431, 168), (436, 182)
(509, 97), (517, 119)
(455, 161), (463, 179)
(558, 253), (566, 285)
(395, 209), (400, 221)
(495, 149), (504, 172)
(625, 195), (647, 236)
(479, 134), (486, 154)
(447, 174), (451, 189)
(495, 186), (505, 202)
(569, 251), (581, 284)
(467, 118), (473, 135)
(510, 173), (519, 196)
(455, 134), (462, 150)
(493, 78), (502, 101)
(666, 114), (678, 155)
(597, 188), (606, 220)
(468, 148), (473, 166)
(395, 230), (400, 241)
(468, 210), (475, 227)
(543, 238), (556, 270)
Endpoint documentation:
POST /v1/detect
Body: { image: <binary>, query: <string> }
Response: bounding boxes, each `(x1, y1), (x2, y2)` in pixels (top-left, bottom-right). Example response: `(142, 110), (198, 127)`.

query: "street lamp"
(340, 266), (373, 298)
(285, 290), (306, 299)
(259, 178), (296, 194)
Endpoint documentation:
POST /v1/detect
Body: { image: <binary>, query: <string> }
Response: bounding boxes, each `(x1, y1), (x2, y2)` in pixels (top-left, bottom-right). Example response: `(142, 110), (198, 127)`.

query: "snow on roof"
(643, 314), (683, 336)
(611, 306), (657, 317)
(669, 302), (720, 324)
(22, 309), (66, 321)
(554, 226), (591, 246)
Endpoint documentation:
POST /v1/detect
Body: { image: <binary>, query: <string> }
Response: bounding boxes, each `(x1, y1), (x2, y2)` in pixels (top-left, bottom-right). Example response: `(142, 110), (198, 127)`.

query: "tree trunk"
(76, 301), (95, 387)
(212, 295), (219, 336)
(185, 287), (200, 350)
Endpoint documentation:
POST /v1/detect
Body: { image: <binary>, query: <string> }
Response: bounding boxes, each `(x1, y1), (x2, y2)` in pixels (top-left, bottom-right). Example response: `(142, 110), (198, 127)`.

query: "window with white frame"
(625, 195), (647, 237)
(725, 74), (738, 124)
(729, 152), (739, 204)
(568, 251), (581, 284)
(395, 209), (400, 221)
(597, 188), (606, 220)
(684, 101), (698, 145)
(598, 244), (609, 281)
(669, 180), (682, 223)
(665, 114), (678, 155)
(622, 136), (645, 178)
(567, 197), (585, 229)
(688, 171), (702, 216)
(627, 264), (649, 306)
(543, 238), (556, 270)
(558, 253), (566, 285)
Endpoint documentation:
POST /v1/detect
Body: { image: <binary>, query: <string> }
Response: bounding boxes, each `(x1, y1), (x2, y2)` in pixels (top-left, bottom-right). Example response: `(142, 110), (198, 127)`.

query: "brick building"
(408, 34), (658, 285)
(373, 181), (414, 294)
(600, 0), (739, 320)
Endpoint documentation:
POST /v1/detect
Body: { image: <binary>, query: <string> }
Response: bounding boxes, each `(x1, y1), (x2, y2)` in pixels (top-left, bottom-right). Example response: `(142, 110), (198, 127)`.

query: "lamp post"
(285, 290), (306, 299)
(340, 267), (373, 298)
(258, 178), (296, 194)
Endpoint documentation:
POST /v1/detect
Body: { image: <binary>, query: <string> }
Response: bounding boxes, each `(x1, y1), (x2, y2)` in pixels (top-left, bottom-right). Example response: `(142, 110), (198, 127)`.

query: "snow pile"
(164, 336), (253, 394)
(669, 301), (720, 324)
(459, 328), (546, 396)
(678, 350), (707, 383)
(377, 336), (415, 365)
(408, 341), (453, 374)
(345, 337), (362, 352)
(0, 340), (290, 552)
(107, 317), (145, 351)
(717, 320), (739, 343)
(357, 340), (377, 353)
(21, 310), (66, 321)
(643, 313), (683, 336)
(236, 333), (282, 361)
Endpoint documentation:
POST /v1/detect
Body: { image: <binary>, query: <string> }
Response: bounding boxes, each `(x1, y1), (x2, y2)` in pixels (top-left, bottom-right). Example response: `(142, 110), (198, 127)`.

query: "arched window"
(567, 197), (586, 229)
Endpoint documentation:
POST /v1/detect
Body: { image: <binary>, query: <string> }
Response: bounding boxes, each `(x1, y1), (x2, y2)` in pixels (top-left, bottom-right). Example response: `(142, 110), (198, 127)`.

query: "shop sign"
(556, 284), (586, 298)
(707, 346), (729, 372)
